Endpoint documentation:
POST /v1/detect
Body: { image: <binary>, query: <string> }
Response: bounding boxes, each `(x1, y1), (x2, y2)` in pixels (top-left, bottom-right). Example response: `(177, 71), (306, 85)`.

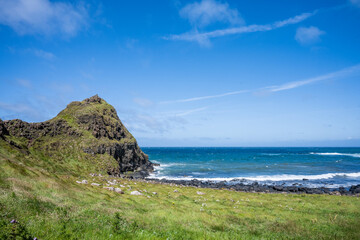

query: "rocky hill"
(0, 95), (153, 177)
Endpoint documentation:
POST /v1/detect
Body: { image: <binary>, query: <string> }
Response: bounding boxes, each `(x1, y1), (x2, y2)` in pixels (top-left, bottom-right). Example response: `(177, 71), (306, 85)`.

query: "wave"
(310, 152), (360, 158)
(261, 153), (283, 156)
(151, 162), (188, 174)
(148, 172), (360, 182)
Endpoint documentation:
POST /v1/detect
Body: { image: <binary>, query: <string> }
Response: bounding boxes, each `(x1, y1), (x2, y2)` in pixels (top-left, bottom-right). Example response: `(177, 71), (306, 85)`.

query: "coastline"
(140, 147), (360, 195)
(141, 177), (360, 196)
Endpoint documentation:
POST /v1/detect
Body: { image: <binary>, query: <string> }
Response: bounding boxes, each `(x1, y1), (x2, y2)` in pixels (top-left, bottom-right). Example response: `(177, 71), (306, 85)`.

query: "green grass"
(1, 148), (360, 240)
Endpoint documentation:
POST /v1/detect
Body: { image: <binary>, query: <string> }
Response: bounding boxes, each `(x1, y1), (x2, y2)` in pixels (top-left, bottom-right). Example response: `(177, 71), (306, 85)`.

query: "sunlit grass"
(1, 160), (360, 239)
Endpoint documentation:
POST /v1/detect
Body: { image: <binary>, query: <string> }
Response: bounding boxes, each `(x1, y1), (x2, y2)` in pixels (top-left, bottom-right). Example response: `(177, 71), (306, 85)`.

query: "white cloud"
(266, 64), (360, 92)
(30, 49), (56, 60)
(8, 47), (56, 60)
(0, 0), (88, 37)
(165, 11), (315, 45)
(161, 64), (360, 103)
(180, 0), (244, 28)
(118, 105), (208, 134)
(295, 26), (325, 45)
(133, 98), (154, 108)
(350, 0), (360, 7)
(0, 101), (43, 121)
(120, 109), (180, 134)
(17, 79), (32, 88)
(175, 107), (208, 116)
(161, 90), (249, 104)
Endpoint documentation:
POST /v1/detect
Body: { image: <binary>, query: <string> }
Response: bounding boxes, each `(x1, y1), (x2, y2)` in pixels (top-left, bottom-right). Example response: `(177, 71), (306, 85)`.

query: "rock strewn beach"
(144, 178), (360, 196)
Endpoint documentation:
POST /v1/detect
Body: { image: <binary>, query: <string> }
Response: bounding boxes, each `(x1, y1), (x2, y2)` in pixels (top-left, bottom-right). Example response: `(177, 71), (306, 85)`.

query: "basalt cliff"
(0, 95), (153, 177)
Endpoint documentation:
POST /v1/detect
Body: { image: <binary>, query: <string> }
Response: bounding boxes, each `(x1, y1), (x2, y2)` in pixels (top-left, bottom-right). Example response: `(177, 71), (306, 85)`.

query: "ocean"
(142, 147), (360, 188)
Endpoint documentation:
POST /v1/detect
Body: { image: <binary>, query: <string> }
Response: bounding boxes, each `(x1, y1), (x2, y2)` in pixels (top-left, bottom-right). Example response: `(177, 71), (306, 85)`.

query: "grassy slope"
(1, 142), (360, 240)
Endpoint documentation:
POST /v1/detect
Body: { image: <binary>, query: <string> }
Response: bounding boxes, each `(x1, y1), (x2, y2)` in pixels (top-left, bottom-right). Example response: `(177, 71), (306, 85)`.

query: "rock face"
(3, 119), (80, 139)
(0, 95), (153, 176)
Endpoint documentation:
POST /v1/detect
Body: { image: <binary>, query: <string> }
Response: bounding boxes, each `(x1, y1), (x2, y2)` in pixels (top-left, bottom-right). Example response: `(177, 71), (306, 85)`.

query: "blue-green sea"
(142, 147), (360, 188)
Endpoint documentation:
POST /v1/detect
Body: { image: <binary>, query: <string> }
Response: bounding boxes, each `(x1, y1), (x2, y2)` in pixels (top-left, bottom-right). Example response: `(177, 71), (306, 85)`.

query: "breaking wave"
(310, 152), (360, 158)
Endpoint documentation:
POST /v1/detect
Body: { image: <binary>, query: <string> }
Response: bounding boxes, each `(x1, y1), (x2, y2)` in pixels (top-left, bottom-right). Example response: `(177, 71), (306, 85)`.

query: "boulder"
(114, 188), (124, 194)
(130, 191), (143, 196)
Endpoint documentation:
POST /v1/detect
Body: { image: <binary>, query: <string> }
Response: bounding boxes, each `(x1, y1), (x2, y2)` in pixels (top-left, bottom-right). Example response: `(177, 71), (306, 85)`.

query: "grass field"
(1, 150), (360, 240)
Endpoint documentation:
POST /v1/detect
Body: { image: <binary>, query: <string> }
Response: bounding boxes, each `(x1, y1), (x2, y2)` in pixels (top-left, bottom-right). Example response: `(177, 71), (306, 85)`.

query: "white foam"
(310, 152), (360, 158)
(241, 172), (360, 181)
(148, 172), (360, 182)
(261, 153), (282, 156)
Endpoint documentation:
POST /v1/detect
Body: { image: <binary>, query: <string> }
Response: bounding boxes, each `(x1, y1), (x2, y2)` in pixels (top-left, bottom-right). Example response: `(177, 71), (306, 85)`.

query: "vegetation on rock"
(0, 95), (153, 177)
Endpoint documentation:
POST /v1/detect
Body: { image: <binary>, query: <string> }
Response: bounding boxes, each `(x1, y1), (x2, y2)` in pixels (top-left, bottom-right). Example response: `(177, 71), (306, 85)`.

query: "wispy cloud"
(133, 98), (154, 108)
(0, 101), (43, 121)
(350, 0), (360, 7)
(30, 49), (56, 60)
(161, 90), (249, 104)
(118, 105), (208, 134)
(165, 11), (315, 45)
(265, 64), (360, 92)
(119, 109), (182, 134)
(162, 64), (360, 103)
(295, 26), (325, 45)
(175, 107), (208, 116)
(17, 79), (32, 89)
(0, 0), (88, 37)
(180, 0), (244, 28)
(8, 47), (56, 60)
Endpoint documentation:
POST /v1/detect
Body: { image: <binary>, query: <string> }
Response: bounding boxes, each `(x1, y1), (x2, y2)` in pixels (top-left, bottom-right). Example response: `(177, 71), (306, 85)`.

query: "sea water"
(142, 147), (360, 188)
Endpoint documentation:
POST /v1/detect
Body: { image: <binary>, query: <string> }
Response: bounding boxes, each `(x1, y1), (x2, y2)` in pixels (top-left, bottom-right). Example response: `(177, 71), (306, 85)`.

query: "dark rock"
(349, 185), (360, 194)
(85, 94), (102, 103)
(0, 119), (9, 138)
(145, 178), (358, 195)
(3, 119), (81, 140)
(273, 186), (284, 191)
(339, 187), (347, 194)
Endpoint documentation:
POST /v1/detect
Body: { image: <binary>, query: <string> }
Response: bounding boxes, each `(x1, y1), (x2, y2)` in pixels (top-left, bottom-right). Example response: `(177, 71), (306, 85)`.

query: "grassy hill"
(0, 96), (359, 239)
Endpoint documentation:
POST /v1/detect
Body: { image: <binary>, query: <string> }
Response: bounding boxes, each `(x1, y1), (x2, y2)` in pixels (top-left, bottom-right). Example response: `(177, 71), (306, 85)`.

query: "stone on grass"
(174, 189), (179, 193)
(130, 191), (143, 196)
(76, 180), (88, 184)
(91, 183), (101, 186)
(152, 192), (158, 195)
(197, 191), (205, 195)
(103, 187), (115, 191)
(108, 180), (117, 185)
(114, 188), (124, 194)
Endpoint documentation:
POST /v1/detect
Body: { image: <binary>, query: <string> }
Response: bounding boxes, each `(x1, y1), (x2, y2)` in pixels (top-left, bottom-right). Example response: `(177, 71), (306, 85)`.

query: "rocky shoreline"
(142, 178), (360, 196)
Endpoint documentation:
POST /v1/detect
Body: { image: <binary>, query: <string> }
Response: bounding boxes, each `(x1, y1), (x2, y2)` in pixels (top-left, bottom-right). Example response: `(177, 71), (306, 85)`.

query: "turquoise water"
(142, 147), (360, 188)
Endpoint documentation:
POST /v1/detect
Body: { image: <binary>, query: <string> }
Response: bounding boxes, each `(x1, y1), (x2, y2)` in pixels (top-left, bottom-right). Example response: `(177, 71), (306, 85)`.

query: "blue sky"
(0, 0), (360, 147)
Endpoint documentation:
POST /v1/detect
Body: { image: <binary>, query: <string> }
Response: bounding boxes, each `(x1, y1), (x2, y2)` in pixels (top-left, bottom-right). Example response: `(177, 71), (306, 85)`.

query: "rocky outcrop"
(3, 119), (80, 140)
(0, 95), (153, 176)
(83, 142), (153, 174)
